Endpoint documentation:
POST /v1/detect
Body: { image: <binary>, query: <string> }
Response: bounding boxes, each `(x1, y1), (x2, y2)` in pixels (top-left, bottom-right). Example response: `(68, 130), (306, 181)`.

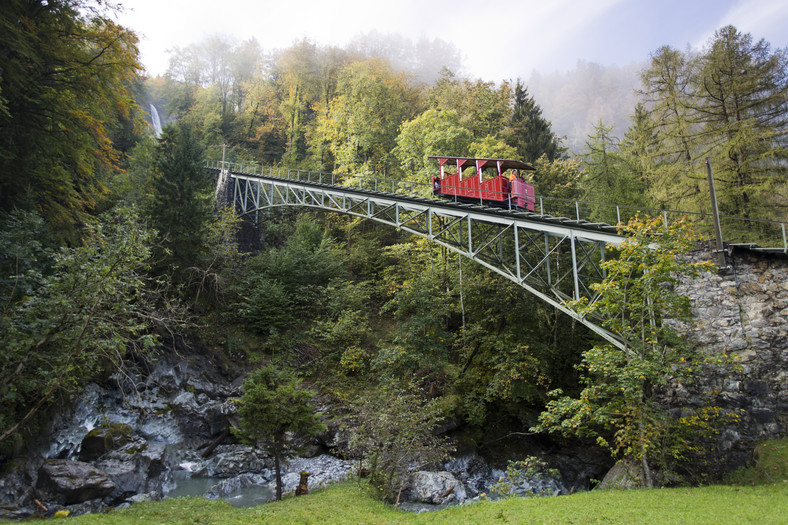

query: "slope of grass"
(46, 481), (787, 525)
(724, 438), (788, 486)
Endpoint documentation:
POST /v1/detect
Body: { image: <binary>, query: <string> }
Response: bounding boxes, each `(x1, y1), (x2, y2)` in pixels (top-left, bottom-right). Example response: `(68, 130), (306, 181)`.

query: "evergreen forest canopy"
(1, 0), (787, 493)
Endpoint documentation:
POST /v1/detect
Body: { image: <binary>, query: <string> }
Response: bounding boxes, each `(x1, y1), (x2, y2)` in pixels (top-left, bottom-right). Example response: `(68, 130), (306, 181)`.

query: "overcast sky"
(115, 0), (788, 81)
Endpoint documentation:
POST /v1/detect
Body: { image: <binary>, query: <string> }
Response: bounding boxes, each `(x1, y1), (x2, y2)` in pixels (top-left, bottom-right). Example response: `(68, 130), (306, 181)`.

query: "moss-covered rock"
(78, 423), (134, 461)
(597, 460), (647, 490)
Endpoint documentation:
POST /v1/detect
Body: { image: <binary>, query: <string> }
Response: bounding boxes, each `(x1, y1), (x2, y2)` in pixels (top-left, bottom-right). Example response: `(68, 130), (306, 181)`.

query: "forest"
(1, 0), (787, 507)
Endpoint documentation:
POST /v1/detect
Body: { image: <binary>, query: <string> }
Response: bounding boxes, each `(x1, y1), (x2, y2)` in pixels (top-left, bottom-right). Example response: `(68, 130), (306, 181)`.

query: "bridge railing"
(207, 160), (788, 252)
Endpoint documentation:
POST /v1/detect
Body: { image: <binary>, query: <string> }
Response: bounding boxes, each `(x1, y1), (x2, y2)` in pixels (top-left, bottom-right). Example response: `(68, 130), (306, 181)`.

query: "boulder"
(95, 441), (167, 499)
(0, 459), (35, 516)
(284, 455), (355, 490)
(36, 460), (115, 505)
(78, 423), (134, 461)
(206, 472), (271, 499)
(409, 471), (467, 504)
(171, 392), (211, 437)
(274, 472), (302, 494)
(597, 460), (647, 490)
(125, 492), (160, 504)
(204, 445), (271, 478)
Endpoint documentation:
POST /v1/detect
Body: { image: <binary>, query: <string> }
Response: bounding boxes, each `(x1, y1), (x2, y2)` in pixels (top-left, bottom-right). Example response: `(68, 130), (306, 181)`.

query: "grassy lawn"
(50, 481), (787, 525)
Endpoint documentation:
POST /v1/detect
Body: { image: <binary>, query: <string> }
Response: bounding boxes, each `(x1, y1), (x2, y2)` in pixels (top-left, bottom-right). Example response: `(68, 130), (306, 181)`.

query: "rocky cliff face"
(0, 346), (245, 518)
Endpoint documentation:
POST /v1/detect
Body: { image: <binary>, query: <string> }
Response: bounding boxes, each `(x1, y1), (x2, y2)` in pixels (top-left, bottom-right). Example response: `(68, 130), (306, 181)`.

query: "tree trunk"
(200, 429), (230, 458)
(274, 442), (283, 501)
(641, 454), (653, 488)
(639, 417), (654, 488)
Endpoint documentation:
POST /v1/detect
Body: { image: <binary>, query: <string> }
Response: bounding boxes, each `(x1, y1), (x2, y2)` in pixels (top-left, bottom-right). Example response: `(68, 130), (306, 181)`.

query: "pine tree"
(236, 365), (325, 501)
(146, 123), (213, 277)
(506, 80), (565, 161)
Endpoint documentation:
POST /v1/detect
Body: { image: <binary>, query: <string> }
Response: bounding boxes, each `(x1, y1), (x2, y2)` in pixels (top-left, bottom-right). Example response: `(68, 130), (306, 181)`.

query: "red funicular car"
(428, 156), (536, 211)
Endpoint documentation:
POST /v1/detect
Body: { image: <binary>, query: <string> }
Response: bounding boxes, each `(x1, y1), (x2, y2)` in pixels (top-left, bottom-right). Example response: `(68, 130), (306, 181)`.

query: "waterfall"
(215, 167), (230, 209)
(150, 104), (163, 137)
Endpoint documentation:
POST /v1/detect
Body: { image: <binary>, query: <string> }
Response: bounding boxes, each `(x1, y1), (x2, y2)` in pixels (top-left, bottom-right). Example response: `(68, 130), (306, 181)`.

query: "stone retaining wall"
(671, 244), (787, 465)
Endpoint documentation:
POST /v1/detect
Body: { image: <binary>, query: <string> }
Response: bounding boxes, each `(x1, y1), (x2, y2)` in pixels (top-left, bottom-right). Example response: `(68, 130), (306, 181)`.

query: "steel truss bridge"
(206, 161), (788, 349)
(207, 162), (634, 348)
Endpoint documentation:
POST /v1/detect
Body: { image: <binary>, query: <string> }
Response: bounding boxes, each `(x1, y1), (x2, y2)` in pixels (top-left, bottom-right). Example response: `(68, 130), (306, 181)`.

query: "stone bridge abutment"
(673, 244), (787, 464)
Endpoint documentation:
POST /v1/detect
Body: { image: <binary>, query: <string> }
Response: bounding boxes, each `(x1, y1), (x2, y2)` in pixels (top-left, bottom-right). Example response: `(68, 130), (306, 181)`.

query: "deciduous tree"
(533, 216), (715, 486)
(0, 207), (166, 452)
(428, 72), (511, 140)
(325, 59), (417, 175)
(393, 109), (472, 188)
(347, 385), (452, 503)
(0, 0), (143, 234)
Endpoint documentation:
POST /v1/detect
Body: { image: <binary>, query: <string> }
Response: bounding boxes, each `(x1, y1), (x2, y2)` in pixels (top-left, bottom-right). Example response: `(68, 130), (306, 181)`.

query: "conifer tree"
(236, 365), (325, 501)
(506, 80), (565, 161)
(580, 121), (635, 207)
(637, 27), (788, 219)
(691, 26), (788, 218)
(146, 123), (213, 277)
(617, 103), (663, 209)
(638, 45), (704, 211)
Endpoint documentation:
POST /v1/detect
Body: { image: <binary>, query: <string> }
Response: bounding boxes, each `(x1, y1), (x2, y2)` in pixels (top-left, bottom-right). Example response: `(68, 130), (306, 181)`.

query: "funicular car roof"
(427, 156), (536, 172)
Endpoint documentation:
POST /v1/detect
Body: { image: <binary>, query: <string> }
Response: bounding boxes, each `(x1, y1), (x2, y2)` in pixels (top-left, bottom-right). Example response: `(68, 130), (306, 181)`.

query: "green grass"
(724, 438), (788, 486)
(42, 481), (787, 525)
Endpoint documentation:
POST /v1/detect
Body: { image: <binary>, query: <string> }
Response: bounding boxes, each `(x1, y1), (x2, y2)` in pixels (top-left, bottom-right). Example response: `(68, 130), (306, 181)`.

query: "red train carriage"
(428, 156), (536, 211)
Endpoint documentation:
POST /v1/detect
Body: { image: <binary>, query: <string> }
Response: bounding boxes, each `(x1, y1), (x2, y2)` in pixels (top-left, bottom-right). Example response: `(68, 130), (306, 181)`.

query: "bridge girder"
(224, 170), (626, 349)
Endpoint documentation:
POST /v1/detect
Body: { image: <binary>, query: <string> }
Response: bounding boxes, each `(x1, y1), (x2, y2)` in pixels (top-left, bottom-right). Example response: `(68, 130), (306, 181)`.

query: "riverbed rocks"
(203, 445), (271, 477)
(36, 459), (115, 505)
(409, 471), (467, 504)
(0, 340), (612, 519)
